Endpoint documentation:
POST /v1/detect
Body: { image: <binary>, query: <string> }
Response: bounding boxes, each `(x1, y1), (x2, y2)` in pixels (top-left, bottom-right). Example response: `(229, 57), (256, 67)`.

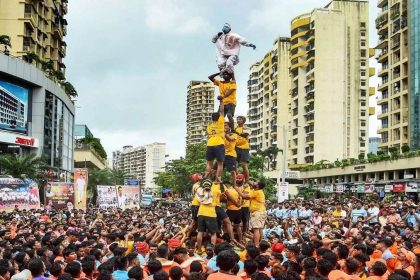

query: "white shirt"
(118, 195), (127, 209)
(367, 207), (379, 223)
(215, 32), (252, 56)
(76, 178), (86, 189)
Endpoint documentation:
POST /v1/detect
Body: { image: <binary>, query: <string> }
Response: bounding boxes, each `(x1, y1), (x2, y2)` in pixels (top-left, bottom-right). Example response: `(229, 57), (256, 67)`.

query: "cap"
(189, 173), (201, 183)
(168, 239), (182, 249)
(236, 174), (245, 181)
(136, 242), (150, 253)
(201, 179), (212, 189)
(271, 242), (285, 253)
(224, 23), (231, 29)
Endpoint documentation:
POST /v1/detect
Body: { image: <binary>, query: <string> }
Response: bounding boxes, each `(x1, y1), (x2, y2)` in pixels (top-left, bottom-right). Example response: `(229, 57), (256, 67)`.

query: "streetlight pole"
(281, 125), (287, 183)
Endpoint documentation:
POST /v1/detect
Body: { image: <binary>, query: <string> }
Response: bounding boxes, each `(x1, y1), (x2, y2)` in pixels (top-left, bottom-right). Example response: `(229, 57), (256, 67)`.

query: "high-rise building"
(376, 0), (419, 150)
(368, 137), (381, 154)
(186, 81), (214, 146)
(247, 37), (291, 171)
(0, 0), (68, 73)
(288, 0), (375, 167)
(112, 143), (166, 193)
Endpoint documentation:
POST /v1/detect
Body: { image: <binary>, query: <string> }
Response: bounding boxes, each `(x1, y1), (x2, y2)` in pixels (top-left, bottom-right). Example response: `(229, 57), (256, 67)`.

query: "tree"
(78, 136), (107, 159)
(23, 52), (40, 64)
(389, 147), (399, 160)
(110, 168), (127, 185)
(87, 168), (114, 203)
(0, 35), (11, 47)
(401, 144), (410, 154)
(59, 81), (78, 97)
(0, 153), (47, 180)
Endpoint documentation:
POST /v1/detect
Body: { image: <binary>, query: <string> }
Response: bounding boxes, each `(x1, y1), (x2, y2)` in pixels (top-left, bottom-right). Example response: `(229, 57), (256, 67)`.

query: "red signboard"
(15, 137), (35, 147)
(392, 183), (406, 193)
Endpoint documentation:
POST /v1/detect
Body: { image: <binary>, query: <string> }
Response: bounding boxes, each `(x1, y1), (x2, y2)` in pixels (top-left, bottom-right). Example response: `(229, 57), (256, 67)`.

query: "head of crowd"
(0, 177), (419, 280)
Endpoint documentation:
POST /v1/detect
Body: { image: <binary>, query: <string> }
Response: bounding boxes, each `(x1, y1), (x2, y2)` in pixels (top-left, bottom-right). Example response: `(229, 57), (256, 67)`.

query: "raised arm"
(219, 99), (224, 116)
(208, 72), (220, 83)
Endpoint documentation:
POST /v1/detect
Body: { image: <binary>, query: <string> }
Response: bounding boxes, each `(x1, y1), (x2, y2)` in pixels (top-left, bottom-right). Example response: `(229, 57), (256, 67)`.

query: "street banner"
(357, 185), (365, 193)
(74, 168), (88, 210)
(116, 185), (140, 209)
(45, 182), (75, 210)
(334, 185), (344, 193)
(0, 178), (40, 211)
(384, 184), (393, 192)
(364, 184), (374, 193)
(124, 179), (139, 186)
(324, 184), (334, 193)
(97, 186), (118, 209)
(277, 182), (288, 203)
(406, 182), (418, 193)
(393, 183), (406, 193)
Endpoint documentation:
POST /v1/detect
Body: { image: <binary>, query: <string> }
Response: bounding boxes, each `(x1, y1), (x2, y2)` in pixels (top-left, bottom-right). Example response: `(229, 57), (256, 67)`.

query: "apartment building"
(247, 38), (291, 171)
(376, 0), (420, 150)
(288, 0), (375, 167)
(0, 0), (68, 73)
(113, 143), (166, 193)
(186, 81), (215, 146)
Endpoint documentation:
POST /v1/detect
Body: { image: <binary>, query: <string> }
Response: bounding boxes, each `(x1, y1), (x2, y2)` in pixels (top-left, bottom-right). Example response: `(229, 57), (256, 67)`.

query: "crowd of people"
(0, 22), (420, 280)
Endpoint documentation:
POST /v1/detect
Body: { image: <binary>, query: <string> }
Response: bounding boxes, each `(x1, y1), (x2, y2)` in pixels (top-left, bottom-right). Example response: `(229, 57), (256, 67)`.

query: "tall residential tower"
(186, 81), (215, 146)
(288, 0), (375, 167)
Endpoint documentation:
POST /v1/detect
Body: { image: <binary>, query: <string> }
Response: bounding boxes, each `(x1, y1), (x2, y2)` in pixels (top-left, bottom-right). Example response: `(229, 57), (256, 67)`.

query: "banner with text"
(97, 186), (118, 209)
(277, 182), (289, 203)
(74, 168), (88, 210)
(116, 185), (140, 209)
(45, 182), (75, 210)
(0, 178), (40, 211)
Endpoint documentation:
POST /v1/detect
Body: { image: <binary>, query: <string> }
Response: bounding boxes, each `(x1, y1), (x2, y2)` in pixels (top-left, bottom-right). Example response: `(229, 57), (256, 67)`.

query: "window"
(361, 70), (366, 76)
(361, 111), (366, 117)
(361, 22), (366, 28)
(361, 31), (366, 37)
(361, 121), (366, 127)
(361, 80), (366, 86)
(361, 61), (366, 67)
(361, 50), (366, 57)
(361, 131), (366, 137)
(361, 41), (366, 46)
(360, 142), (366, 147)
(361, 90), (366, 96)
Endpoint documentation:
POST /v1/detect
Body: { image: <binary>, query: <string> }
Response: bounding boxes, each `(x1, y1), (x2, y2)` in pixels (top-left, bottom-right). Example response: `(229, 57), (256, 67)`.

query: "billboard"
(45, 182), (75, 210)
(74, 168), (88, 210)
(0, 178), (40, 211)
(277, 182), (289, 203)
(97, 185), (140, 209)
(0, 81), (29, 134)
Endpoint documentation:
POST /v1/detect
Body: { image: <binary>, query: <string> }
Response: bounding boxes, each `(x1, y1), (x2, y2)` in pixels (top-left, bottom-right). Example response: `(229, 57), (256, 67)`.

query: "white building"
(113, 143), (166, 193)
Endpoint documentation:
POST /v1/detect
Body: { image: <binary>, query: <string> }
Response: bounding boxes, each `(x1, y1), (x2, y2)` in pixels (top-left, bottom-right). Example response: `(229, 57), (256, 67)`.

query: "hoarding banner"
(277, 182), (288, 203)
(364, 184), (375, 193)
(116, 185), (140, 209)
(74, 168), (88, 210)
(357, 185), (365, 193)
(0, 179), (40, 211)
(324, 185), (334, 193)
(384, 184), (393, 192)
(334, 185), (344, 193)
(97, 186), (118, 209)
(0, 81), (29, 134)
(45, 182), (75, 210)
(124, 179), (139, 186)
(406, 182), (418, 193)
(393, 183), (406, 193)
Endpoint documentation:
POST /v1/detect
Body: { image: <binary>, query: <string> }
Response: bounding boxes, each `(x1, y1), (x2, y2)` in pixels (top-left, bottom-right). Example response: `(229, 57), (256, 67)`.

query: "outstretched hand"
(250, 44), (256, 50)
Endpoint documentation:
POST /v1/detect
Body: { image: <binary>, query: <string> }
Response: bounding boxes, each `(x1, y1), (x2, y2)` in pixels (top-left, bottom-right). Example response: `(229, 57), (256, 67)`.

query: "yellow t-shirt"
(235, 126), (250, 149)
(226, 187), (241, 211)
(191, 183), (200, 206)
(197, 183), (221, 218)
(249, 189), (265, 213)
(214, 80), (237, 105)
(207, 116), (225, 147)
(241, 184), (251, 208)
(224, 133), (237, 157)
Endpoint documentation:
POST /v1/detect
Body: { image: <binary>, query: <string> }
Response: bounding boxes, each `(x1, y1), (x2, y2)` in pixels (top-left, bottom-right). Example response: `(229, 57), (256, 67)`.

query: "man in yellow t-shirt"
(186, 173), (202, 238)
(209, 71), (236, 129)
(225, 182), (242, 242)
(196, 179), (221, 252)
(236, 174), (251, 234)
(234, 180), (266, 247)
(224, 122), (238, 187)
(205, 99), (225, 182)
(234, 116), (251, 182)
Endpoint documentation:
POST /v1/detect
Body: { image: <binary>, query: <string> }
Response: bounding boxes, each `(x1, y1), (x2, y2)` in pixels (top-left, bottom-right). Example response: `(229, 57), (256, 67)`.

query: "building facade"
(0, 0), (68, 73)
(375, 0), (418, 151)
(0, 52), (74, 178)
(74, 124), (93, 140)
(113, 143), (166, 193)
(289, 0), (375, 167)
(186, 81), (214, 147)
(247, 37), (291, 171)
(368, 137), (381, 154)
(74, 124), (106, 170)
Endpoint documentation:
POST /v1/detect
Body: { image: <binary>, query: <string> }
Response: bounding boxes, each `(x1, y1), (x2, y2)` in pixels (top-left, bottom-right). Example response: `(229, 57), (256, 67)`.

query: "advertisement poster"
(334, 185), (344, 193)
(45, 182), (75, 210)
(97, 186), (118, 209)
(116, 185), (140, 209)
(364, 184), (374, 193)
(74, 168), (88, 210)
(406, 182), (418, 193)
(0, 178), (40, 211)
(0, 80), (28, 134)
(393, 183), (406, 193)
(384, 184), (393, 193)
(277, 182), (288, 203)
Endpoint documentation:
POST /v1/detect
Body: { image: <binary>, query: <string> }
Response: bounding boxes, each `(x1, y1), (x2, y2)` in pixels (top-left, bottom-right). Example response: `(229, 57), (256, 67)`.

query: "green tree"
(401, 144), (410, 154)
(297, 186), (319, 200)
(389, 147), (399, 159)
(59, 81), (78, 97)
(110, 168), (128, 185)
(0, 153), (47, 180)
(0, 35), (11, 47)
(78, 136), (107, 159)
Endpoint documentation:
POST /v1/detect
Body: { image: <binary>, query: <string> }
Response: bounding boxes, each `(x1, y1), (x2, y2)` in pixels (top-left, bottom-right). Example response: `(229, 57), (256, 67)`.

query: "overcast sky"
(66, 0), (380, 161)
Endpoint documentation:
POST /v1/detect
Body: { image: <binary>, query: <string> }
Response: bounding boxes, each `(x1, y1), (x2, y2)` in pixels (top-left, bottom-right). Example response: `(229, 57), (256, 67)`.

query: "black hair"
(379, 238), (394, 248)
(127, 252), (138, 264)
(316, 259), (334, 277)
(211, 112), (220, 122)
(128, 266), (144, 280)
(169, 266), (183, 280)
(244, 260), (258, 275)
(336, 244), (349, 259)
(50, 261), (63, 277)
(247, 246), (261, 260)
(214, 242), (233, 255)
(82, 260), (96, 276)
(188, 272), (205, 280)
(257, 181), (266, 189)
(344, 258), (359, 274)
(190, 260), (203, 273)
(259, 240), (270, 253)
(255, 255), (269, 270)
(147, 260), (162, 275)
(371, 261), (387, 276)
(302, 257), (318, 278)
(153, 270), (169, 280)
(173, 247), (188, 255)
(28, 258), (44, 277)
(114, 256), (127, 271)
(301, 243), (314, 257)
(58, 273), (74, 280)
(322, 251), (338, 267)
(252, 272), (271, 280)
(216, 250), (238, 272)
(388, 273), (410, 280)
(393, 269), (412, 280)
(157, 245), (169, 258)
(64, 261), (82, 278)
(271, 252), (284, 263)
(354, 244), (367, 254)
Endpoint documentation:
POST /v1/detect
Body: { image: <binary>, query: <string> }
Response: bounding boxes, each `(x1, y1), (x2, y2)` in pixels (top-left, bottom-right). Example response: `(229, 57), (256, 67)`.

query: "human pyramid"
(187, 22), (267, 253)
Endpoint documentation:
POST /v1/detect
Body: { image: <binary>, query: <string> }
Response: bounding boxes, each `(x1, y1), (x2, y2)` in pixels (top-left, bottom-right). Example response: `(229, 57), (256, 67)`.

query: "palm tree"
(110, 168), (127, 185)
(0, 153), (47, 180)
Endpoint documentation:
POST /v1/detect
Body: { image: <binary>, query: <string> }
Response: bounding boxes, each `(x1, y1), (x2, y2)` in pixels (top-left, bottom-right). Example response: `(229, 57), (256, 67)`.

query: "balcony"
(292, 108), (298, 116)
(375, 13), (388, 29)
(377, 0), (388, 8)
